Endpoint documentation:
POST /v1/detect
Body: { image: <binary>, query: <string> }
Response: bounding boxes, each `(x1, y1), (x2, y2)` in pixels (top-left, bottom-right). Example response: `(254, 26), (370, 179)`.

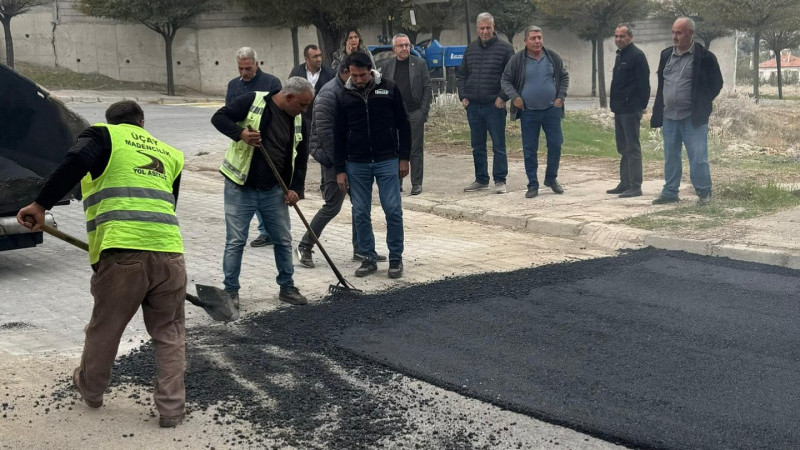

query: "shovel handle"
(41, 223), (89, 252)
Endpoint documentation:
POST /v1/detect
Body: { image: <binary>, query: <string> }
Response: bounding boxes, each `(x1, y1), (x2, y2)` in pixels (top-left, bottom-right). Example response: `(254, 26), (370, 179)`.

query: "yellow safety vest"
(81, 123), (184, 264)
(220, 91), (303, 185)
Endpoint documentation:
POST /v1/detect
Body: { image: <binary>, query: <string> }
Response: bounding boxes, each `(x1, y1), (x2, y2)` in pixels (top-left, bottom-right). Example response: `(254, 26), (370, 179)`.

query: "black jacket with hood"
(334, 70), (411, 173)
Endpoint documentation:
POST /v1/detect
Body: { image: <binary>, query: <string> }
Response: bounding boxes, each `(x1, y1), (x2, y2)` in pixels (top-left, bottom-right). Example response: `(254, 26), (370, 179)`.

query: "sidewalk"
(49, 88), (800, 269)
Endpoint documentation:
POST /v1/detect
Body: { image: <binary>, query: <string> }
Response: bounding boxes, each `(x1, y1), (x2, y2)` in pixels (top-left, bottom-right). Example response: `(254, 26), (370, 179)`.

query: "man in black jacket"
(457, 12), (514, 194)
(608, 23), (650, 198)
(335, 52), (411, 279)
(650, 17), (722, 206)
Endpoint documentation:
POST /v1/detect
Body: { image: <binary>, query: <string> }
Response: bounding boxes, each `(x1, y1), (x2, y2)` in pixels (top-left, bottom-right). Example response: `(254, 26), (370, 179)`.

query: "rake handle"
(249, 129), (354, 289)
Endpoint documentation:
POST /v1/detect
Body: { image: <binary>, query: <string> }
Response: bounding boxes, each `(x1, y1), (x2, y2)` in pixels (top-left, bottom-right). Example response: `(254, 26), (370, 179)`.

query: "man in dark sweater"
(456, 12), (514, 194)
(335, 52), (411, 279)
(608, 23), (650, 198)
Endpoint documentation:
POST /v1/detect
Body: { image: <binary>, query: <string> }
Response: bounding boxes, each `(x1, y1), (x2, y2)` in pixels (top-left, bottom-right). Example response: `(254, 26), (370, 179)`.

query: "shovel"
(40, 223), (239, 322)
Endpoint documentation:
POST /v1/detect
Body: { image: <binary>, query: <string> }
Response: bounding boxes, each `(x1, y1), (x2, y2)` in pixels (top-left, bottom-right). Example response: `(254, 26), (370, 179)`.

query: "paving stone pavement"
(0, 170), (613, 356)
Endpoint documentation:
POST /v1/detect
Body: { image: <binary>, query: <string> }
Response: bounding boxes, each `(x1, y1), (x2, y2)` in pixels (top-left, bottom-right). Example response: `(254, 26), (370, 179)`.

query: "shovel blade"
(187, 285), (239, 322)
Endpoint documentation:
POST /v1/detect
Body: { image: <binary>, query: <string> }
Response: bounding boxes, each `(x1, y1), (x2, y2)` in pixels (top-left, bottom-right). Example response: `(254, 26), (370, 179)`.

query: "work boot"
(159, 413), (184, 428)
(619, 188), (642, 198)
(544, 180), (564, 194)
(495, 182), (507, 194)
(525, 188), (539, 198)
(225, 290), (239, 310)
(606, 183), (628, 194)
(279, 286), (308, 305)
(697, 192), (712, 206)
(73, 367), (102, 408)
(410, 185), (423, 195)
(295, 246), (315, 268)
(652, 195), (680, 205)
(388, 260), (404, 278)
(250, 234), (272, 247)
(353, 251), (387, 262)
(463, 181), (489, 192)
(355, 260), (378, 277)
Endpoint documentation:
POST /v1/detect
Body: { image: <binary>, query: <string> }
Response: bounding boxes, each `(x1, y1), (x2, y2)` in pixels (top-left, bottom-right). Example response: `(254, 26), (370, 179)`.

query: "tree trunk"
(776, 54), (783, 100)
(597, 35), (607, 108)
(752, 31), (760, 103)
(432, 27), (443, 42)
(463, 0), (471, 44)
(291, 26), (299, 67)
(164, 32), (175, 96)
(316, 23), (341, 68)
(506, 33), (514, 45)
(591, 38), (597, 98)
(2, 17), (14, 69)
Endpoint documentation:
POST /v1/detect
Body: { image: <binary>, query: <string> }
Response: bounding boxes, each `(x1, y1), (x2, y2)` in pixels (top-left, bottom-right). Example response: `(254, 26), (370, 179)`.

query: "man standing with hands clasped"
(501, 25), (569, 198)
(608, 23), (650, 198)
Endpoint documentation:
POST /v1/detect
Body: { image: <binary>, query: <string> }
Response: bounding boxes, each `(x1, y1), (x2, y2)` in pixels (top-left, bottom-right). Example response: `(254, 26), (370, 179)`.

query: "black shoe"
(295, 246), (315, 268)
(410, 185), (423, 195)
(606, 184), (628, 194)
(388, 260), (403, 278)
(652, 195), (680, 205)
(355, 260), (378, 277)
(353, 252), (387, 262)
(544, 180), (564, 194)
(697, 193), (712, 206)
(619, 188), (642, 198)
(250, 234), (272, 247)
(525, 188), (539, 198)
(279, 286), (308, 305)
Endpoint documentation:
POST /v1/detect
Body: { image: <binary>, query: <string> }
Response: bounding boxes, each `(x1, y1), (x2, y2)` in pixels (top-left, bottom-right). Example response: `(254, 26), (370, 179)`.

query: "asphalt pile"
(42, 248), (799, 449)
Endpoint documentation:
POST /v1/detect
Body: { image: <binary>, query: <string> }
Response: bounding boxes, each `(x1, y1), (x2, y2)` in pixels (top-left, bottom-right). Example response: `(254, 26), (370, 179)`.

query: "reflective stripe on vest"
(81, 123), (184, 264)
(220, 91), (303, 185)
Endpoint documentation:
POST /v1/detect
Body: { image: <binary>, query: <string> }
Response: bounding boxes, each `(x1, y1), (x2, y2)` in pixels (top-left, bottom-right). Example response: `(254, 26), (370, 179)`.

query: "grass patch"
(619, 181), (800, 231)
(13, 61), (198, 94)
(426, 108), (641, 159)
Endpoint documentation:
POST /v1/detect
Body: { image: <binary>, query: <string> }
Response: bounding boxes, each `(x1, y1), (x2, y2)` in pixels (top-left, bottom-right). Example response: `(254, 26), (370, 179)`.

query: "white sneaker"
(495, 182), (507, 194)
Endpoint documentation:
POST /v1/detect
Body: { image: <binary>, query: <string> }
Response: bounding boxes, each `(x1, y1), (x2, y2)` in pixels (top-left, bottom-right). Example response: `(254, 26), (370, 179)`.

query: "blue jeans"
(222, 178), (293, 292)
(466, 103), (508, 184)
(661, 118), (712, 198)
(347, 159), (404, 262)
(520, 107), (563, 190)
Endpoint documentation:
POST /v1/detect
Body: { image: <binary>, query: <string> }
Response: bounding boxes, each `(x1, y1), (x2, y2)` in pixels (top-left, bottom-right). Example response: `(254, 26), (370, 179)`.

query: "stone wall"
(1, 4), (735, 97)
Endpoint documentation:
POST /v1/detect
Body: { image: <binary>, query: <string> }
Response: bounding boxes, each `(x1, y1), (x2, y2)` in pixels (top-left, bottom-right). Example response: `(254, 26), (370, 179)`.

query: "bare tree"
(762, 14), (800, 99)
(77, 0), (223, 95)
(658, 0), (732, 50)
(472, 0), (537, 45)
(708, 0), (797, 102)
(0, 0), (49, 68)
(536, 0), (651, 108)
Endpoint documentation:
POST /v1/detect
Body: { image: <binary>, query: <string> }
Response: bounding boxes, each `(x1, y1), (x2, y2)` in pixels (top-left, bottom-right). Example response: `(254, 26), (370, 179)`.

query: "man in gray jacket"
(380, 33), (433, 196)
(501, 26), (569, 198)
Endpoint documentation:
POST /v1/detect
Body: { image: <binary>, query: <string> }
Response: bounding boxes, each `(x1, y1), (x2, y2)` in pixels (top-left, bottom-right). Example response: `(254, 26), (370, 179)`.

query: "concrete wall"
(1, 4), (736, 97)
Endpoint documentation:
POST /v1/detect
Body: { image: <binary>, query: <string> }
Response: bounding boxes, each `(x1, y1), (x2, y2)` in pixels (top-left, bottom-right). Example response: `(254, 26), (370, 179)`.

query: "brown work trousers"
(74, 250), (187, 418)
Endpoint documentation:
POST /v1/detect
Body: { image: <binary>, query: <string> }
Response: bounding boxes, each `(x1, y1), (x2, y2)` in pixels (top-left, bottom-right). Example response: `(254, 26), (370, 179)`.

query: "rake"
(249, 127), (362, 296)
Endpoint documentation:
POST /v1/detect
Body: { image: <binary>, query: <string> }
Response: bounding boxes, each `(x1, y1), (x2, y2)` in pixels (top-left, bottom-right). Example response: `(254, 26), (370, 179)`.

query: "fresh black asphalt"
(88, 248), (799, 448)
